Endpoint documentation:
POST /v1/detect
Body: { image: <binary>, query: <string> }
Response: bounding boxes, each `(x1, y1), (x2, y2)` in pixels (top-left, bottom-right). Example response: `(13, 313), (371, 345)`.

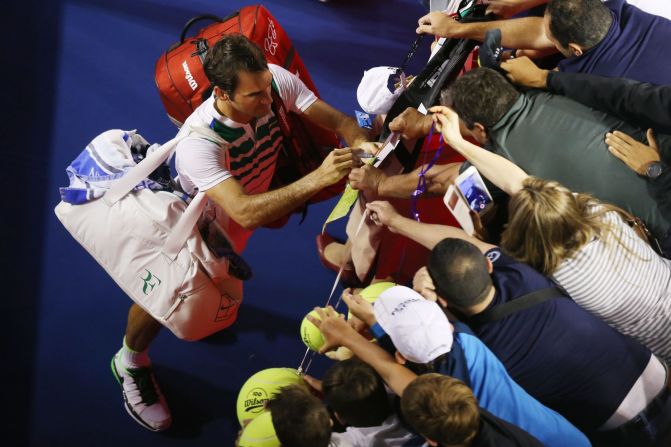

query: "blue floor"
(9, 0), (430, 444)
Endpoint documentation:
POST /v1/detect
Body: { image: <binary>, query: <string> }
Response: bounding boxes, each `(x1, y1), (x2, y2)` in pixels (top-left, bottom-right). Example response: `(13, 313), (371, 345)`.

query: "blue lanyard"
(410, 125), (445, 222)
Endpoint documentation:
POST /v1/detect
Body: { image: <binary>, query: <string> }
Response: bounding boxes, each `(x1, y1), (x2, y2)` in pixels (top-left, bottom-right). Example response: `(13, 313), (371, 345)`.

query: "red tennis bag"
(155, 5), (343, 226)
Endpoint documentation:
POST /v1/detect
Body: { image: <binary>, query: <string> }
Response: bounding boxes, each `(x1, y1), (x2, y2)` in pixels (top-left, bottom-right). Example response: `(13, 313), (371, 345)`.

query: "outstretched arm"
(349, 162), (461, 198)
(430, 106), (529, 196)
(366, 200), (497, 254)
(308, 306), (417, 397)
(501, 57), (671, 134)
(417, 12), (553, 51)
(303, 99), (376, 151)
(484, 0), (549, 18)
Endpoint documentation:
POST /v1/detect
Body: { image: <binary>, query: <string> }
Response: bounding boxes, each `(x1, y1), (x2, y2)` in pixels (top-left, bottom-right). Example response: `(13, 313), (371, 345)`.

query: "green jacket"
(488, 91), (671, 239)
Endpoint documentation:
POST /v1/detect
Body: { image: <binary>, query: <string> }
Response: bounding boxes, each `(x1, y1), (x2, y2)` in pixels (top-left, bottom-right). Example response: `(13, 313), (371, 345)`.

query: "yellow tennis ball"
(300, 310), (325, 352)
(238, 411), (280, 447)
(236, 368), (302, 426)
(348, 281), (397, 320)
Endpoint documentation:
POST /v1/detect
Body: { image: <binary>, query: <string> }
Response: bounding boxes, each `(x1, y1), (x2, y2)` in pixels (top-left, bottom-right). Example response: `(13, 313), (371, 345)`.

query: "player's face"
(229, 69), (274, 119)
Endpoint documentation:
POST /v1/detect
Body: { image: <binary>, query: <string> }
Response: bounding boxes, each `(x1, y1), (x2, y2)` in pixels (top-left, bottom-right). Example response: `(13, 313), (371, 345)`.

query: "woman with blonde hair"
(430, 106), (671, 364)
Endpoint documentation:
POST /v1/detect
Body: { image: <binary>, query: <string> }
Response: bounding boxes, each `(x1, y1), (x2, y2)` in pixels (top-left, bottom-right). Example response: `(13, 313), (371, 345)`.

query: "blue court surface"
(6, 0), (431, 445)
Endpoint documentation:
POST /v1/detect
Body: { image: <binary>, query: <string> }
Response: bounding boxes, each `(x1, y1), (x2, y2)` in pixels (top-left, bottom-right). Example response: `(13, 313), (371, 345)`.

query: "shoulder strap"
(103, 126), (225, 262)
(104, 125), (224, 205)
(467, 287), (567, 330)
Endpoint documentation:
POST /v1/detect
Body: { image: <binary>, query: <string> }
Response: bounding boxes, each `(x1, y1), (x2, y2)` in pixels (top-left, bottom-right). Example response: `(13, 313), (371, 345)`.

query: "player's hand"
(317, 148), (354, 185)
(390, 107), (433, 140)
(307, 306), (356, 354)
(366, 201), (401, 232)
(429, 106), (466, 147)
(413, 266), (438, 302)
(349, 164), (385, 194)
(500, 56), (549, 89)
(605, 129), (660, 175)
(417, 11), (462, 37)
(342, 288), (376, 328)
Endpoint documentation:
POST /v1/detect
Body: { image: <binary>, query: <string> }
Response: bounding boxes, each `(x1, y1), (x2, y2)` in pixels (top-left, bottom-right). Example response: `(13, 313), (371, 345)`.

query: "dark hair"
(322, 358), (391, 427)
(546, 0), (612, 49)
(427, 238), (493, 309)
(441, 68), (519, 129)
(401, 374), (480, 446)
(268, 384), (332, 447)
(203, 34), (268, 96)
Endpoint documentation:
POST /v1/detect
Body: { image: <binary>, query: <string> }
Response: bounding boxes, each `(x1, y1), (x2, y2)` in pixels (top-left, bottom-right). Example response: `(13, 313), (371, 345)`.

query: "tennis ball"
(238, 411), (280, 447)
(348, 281), (397, 320)
(300, 310), (325, 352)
(236, 368), (302, 426)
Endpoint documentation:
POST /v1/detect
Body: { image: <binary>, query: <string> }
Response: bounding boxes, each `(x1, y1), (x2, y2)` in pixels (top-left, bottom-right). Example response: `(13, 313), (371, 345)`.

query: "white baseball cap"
(373, 286), (454, 364)
(356, 66), (404, 115)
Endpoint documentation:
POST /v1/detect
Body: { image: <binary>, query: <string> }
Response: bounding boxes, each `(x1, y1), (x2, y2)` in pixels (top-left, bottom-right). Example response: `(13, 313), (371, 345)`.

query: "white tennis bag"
(55, 128), (242, 341)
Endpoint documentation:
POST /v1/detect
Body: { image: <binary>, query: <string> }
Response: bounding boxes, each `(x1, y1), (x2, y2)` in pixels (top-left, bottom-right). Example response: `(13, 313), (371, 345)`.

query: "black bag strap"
(467, 287), (567, 330)
(180, 13), (237, 43)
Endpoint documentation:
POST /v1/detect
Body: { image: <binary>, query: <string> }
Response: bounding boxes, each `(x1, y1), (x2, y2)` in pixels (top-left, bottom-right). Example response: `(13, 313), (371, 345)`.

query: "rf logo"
(141, 269), (162, 295)
(264, 21), (278, 55)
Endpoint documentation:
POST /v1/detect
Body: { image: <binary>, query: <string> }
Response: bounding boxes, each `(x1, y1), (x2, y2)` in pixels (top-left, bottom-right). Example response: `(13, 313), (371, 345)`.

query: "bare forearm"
(207, 170), (327, 230)
(341, 333), (416, 396)
(303, 99), (371, 148)
(451, 139), (528, 195)
(389, 214), (468, 250)
(337, 115), (371, 148)
(378, 170), (424, 198)
(454, 17), (551, 50)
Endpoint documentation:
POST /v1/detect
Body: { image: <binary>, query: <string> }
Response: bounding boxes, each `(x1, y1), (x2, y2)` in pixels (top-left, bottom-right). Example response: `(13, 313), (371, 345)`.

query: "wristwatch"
(645, 161), (666, 179)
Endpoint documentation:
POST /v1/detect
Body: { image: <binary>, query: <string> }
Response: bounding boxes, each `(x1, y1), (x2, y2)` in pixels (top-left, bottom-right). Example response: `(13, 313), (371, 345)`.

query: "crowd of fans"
(263, 1), (671, 446)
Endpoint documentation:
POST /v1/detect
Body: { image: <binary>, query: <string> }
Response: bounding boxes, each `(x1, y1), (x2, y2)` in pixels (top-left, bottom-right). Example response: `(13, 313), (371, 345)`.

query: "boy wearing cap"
(310, 286), (590, 447)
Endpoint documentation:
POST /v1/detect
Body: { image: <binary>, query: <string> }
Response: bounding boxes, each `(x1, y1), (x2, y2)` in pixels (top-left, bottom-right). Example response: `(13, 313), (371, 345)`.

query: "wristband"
(369, 322), (387, 339)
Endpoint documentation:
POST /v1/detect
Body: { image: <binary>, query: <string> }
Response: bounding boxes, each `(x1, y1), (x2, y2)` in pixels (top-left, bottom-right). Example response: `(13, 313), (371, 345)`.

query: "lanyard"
(410, 125), (445, 222)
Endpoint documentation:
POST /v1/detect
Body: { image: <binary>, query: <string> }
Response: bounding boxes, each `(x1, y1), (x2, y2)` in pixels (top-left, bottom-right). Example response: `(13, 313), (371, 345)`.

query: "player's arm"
(302, 99), (374, 150)
(206, 148), (353, 230)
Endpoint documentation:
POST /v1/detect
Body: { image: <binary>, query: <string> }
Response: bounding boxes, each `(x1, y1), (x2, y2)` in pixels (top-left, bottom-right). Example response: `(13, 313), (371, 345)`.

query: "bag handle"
(161, 191), (209, 260)
(103, 132), (185, 206)
(104, 126), (226, 260)
(180, 13), (238, 43)
(105, 126), (224, 205)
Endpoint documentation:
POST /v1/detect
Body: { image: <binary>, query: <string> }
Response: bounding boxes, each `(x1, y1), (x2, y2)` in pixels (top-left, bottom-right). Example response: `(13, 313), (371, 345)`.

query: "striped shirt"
(552, 208), (671, 364)
(174, 64), (317, 251)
